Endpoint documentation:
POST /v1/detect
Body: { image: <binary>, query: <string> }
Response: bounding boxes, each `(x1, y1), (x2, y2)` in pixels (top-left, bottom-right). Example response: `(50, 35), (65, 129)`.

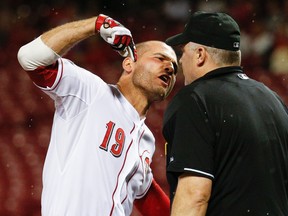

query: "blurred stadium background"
(1, 0), (288, 215)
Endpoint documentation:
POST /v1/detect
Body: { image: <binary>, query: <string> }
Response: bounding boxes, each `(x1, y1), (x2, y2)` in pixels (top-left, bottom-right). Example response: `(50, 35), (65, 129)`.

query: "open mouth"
(159, 75), (170, 85)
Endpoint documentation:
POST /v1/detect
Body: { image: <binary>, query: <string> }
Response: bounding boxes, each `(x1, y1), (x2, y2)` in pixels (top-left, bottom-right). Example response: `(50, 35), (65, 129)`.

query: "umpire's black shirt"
(163, 66), (288, 216)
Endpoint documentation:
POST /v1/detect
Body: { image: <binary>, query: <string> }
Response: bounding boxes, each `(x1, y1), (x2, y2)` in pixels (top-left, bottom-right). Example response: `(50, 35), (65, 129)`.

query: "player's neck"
(116, 83), (149, 119)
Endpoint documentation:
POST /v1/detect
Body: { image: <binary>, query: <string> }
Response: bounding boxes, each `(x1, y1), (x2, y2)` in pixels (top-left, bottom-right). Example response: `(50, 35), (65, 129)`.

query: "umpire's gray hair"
(190, 43), (241, 66)
(205, 46), (241, 66)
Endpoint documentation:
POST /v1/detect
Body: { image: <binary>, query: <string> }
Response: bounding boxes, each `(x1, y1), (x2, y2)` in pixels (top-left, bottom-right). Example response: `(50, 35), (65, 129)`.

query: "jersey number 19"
(99, 121), (125, 157)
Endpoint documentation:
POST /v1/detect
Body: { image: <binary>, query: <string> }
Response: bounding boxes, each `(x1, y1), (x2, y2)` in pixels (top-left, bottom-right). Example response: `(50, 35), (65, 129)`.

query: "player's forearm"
(18, 14), (136, 71)
(41, 17), (97, 56)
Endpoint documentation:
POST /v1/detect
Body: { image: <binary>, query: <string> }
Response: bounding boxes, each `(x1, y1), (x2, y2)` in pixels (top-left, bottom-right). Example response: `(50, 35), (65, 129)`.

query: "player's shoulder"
(60, 58), (106, 83)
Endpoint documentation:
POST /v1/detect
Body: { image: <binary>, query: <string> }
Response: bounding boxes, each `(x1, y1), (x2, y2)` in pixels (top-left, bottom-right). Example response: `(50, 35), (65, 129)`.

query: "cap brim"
(165, 33), (188, 46)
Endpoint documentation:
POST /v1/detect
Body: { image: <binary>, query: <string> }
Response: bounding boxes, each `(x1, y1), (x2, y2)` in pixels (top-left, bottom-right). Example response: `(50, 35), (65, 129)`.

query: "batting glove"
(95, 14), (137, 61)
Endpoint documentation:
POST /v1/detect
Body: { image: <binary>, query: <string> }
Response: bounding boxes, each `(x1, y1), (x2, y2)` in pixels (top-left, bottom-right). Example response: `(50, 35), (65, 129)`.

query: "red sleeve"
(26, 62), (59, 88)
(134, 179), (170, 216)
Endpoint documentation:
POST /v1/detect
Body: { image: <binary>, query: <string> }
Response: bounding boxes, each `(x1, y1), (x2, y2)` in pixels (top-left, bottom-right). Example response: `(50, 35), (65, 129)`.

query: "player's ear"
(122, 57), (133, 73)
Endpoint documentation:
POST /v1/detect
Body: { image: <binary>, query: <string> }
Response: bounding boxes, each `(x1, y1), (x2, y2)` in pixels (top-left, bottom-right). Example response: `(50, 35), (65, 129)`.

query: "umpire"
(163, 11), (288, 216)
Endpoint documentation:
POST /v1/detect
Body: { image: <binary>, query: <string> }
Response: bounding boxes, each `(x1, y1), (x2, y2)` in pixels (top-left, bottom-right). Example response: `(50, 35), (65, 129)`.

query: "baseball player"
(17, 14), (178, 215)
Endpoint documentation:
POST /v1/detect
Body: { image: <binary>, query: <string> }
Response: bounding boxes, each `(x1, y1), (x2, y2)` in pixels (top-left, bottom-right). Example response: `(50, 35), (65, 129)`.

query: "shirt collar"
(197, 66), (244, 81)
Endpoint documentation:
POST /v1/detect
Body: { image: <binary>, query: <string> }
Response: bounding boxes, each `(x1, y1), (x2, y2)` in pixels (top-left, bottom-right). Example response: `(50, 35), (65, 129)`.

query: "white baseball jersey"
(29, 58), (155, 215)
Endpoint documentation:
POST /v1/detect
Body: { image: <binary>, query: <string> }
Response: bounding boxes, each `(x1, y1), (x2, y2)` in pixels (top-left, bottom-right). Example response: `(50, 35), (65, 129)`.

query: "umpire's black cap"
(166, 11), (240, 51)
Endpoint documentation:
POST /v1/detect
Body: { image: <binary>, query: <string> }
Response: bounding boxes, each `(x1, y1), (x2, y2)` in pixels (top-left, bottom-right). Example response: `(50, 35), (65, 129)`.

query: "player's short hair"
(135, 41), (151, 56)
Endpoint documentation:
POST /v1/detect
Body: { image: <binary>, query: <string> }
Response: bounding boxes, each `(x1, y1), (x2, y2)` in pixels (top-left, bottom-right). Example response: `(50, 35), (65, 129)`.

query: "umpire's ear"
(122, 57), (133, 74)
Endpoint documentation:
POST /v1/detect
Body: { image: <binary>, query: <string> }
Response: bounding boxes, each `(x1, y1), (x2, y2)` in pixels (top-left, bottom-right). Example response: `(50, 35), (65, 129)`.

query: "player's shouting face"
(127, 41), (178, 102)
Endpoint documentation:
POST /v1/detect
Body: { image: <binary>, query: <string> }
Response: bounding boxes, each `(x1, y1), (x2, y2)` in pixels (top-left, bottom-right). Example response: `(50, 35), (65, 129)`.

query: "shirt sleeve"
(167, 93), (215, 179)
(18, 36), (110, 120)
(37, 58), (108, 120)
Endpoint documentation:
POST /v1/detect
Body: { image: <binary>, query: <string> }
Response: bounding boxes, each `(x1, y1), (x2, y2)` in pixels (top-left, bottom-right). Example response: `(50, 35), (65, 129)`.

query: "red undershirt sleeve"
(26, 61), (59, 88)
(134, 179), (170, 216)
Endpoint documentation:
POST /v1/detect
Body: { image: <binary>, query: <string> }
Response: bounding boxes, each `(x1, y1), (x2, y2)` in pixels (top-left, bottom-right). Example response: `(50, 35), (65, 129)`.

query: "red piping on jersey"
(136, 178), (151, 198)
(51, 58), (64, 90)
(120, 162), (140, 204)
(138, 130), (145, 144)
(46, 58), (63, 91)
(110, 139), (134, 216)
(130, 123), (135, 134)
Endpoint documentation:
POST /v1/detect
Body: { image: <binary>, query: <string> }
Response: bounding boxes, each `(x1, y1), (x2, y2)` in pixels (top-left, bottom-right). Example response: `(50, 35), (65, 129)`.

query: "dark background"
(1, 0), (288, 215)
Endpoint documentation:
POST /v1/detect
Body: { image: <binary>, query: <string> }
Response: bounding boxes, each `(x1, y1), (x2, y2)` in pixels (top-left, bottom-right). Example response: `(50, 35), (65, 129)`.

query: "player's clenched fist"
(95, 14), (137, 61)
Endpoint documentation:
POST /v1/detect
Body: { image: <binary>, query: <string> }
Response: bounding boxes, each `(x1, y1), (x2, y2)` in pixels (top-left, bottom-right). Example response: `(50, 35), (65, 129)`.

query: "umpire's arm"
(171, 174), (212, 216)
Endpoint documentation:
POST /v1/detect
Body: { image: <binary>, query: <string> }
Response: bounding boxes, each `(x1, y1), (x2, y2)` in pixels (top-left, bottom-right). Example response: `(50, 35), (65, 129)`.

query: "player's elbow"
(17, 45), (33, 71)
(17, 37), (59, 71)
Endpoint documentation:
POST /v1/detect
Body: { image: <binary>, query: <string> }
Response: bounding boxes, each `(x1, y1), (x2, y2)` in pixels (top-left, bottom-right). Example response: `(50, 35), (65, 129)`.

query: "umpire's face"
(180, 42), (207, 85)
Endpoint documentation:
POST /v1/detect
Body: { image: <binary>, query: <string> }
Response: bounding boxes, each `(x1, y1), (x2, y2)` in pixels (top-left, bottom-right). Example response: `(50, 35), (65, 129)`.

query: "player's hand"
(95, 14), (137, 61)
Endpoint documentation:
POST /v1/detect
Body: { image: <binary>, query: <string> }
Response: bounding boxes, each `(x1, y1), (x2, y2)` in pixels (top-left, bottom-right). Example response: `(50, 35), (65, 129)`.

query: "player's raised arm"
(40, 17), (96, 56)
(17, 14), (137, 72)
(41, 14), (137, 60)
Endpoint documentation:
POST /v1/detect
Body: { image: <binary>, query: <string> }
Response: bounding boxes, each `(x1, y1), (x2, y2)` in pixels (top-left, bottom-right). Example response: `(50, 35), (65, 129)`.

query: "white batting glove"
(95, 14), (137, 61)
